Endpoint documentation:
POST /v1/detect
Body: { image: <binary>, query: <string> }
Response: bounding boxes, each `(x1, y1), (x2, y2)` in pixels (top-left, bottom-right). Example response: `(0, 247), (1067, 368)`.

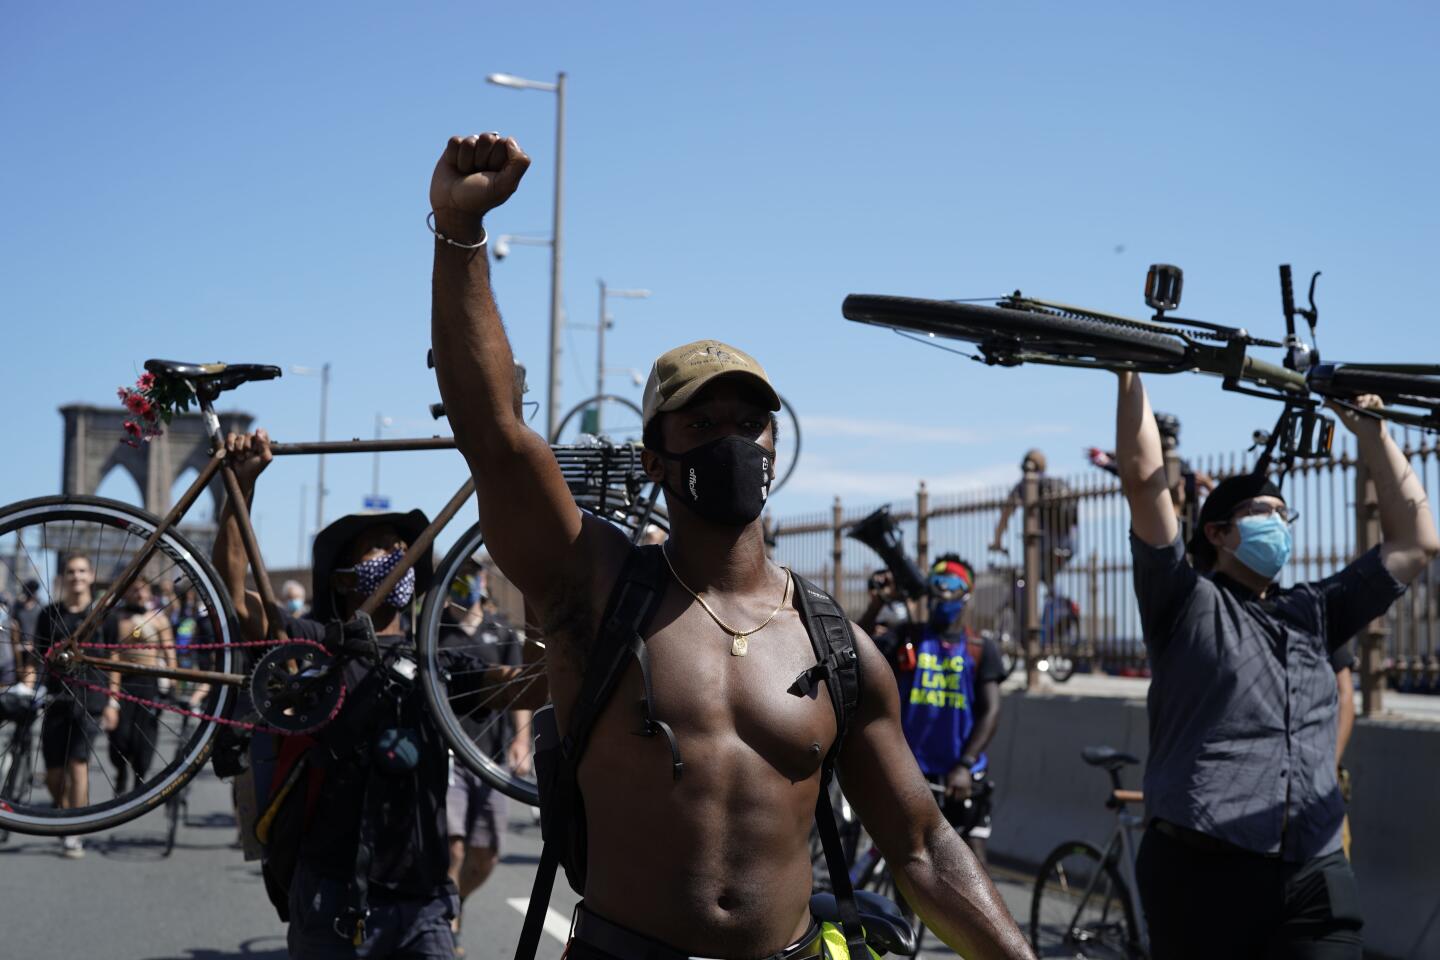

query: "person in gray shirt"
(1115, 372), (1438, 958)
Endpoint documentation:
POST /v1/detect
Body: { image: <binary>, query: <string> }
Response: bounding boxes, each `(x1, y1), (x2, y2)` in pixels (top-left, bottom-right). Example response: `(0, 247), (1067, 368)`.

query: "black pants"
(1136, 823), (1363, 959)
(109, 678), (161, 785)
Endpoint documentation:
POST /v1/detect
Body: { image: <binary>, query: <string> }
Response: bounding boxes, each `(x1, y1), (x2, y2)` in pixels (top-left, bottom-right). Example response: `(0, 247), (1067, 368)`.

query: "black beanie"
(1188, 472), (1284, 567)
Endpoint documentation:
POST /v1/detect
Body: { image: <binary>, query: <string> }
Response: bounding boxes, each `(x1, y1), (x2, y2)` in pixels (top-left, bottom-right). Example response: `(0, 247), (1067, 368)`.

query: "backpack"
(252, 731), (323, 922)
(517, 544), (868, 960)
(250, 663), (403, 943)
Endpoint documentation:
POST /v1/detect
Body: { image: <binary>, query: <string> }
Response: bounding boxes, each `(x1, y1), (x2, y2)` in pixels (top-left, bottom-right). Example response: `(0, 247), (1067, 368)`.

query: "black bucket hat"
(309, 510), (432, 622)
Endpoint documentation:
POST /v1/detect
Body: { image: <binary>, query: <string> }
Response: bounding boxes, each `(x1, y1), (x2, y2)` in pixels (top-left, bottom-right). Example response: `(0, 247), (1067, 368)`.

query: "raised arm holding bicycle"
(1116, 370), (1438, 959)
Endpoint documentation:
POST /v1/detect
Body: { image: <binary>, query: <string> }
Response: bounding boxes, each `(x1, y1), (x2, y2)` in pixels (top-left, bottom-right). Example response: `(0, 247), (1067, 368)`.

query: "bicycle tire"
(843, 295), (1190, 370)
(1309, 364), (1440, 405)
(1046, 614), (1080, 684)
(550, 394), (646, 445)
(419, 499), (673, 804)
(0, 496), (239, 836)
(1030, 840), (1140, 959)
(0, 724), (33, 844)
(556, 392), (806, 496)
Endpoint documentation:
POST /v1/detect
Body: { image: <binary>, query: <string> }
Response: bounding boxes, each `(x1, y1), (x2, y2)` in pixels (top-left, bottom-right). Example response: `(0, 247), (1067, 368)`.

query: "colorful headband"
(928, 560), (972, 594)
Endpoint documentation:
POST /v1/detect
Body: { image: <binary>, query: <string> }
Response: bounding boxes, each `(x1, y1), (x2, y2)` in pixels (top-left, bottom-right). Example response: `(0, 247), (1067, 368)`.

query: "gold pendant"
(731, 634), (749, 657)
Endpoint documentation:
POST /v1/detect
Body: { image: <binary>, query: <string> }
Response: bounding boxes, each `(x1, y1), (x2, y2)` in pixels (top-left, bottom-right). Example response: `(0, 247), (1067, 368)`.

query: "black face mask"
(658, 435), (773, 526)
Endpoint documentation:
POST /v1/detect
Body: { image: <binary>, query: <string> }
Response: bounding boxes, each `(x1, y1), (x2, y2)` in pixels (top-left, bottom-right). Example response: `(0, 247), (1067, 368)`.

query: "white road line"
(506, 898), (573, 944)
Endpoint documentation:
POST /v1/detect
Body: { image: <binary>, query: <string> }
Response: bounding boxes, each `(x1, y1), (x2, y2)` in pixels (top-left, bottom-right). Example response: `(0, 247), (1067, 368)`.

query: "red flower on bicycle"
(115, 371), (196, 446)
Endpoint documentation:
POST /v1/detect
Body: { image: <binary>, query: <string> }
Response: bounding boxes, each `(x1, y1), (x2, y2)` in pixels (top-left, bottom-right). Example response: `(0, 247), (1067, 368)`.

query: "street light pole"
(547, 71), (566, 441)
(597, 279), (608, 423)
(486, 70), (566, 439)
(594, 282), (651, 434)
(292, 363), (331, 532)
(317, 362), (329, 527)
(371, 413), (392, 501)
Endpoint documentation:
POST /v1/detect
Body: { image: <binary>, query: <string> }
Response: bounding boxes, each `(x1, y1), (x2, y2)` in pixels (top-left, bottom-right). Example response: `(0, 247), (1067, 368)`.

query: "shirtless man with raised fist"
(430, 133), (1034, 960)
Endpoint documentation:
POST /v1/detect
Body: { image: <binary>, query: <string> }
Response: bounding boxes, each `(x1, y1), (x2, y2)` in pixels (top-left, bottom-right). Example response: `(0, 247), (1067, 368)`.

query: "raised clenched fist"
(225, 429), (273, 493)
(429, 133), (531, 232)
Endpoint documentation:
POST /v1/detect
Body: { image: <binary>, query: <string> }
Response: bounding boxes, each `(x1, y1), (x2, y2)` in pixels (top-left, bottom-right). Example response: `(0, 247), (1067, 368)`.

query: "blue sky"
(4, 2), (1437, 565)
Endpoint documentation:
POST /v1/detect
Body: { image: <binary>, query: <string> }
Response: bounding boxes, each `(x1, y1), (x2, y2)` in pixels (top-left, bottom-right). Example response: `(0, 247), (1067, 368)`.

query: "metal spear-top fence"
(770, 431), (1440, 717)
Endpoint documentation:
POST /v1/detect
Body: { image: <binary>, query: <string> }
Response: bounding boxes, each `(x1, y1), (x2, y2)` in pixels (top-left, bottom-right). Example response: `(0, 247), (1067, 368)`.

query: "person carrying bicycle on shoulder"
(215, 430), (503, 960)
(1115, 372), (1439, 958)
(990, 449), (1075, 588)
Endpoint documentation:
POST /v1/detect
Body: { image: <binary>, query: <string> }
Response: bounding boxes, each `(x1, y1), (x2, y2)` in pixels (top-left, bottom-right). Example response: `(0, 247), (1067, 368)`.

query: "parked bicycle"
(0, 357), (686, 837)
(0, 686), (40, 845)
(978, 548), (1080, 682)
(1029, 746), (1148, 959)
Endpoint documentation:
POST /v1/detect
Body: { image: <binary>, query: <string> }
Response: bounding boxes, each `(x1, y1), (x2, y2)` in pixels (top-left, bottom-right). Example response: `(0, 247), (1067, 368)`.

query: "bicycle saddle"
(809, 890), (917, 957)
(144, 360), (283, 392)
(1082, 745), (1140, 771)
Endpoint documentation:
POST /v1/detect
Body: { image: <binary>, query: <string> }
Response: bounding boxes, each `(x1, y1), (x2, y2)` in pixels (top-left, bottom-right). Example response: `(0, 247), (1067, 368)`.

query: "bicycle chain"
(54, 636), (347, 737)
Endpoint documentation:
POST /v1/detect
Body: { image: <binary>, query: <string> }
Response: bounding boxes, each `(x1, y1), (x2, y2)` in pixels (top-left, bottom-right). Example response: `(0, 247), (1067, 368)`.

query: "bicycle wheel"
(1045, 609), (1080, 684)
(417, 521), (543, 804)
(0, 495), (240, 836)
(1309, 365), (1440, 432)
(554, 392), (805, 496)
(0, 715), (35, 844)
(1030, 841), (1140, 959)
(551, 394), (646, 446)
(855, 847), (925, 958)
(420, 493), (673, 804)
(843, 295), (1190, 371)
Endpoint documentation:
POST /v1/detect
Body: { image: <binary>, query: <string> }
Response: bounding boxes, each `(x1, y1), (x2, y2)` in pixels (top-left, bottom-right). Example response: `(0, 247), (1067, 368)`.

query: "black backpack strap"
(335, 763), (377, 947)
(561, 545), (669, 765)
(814, 775), (867, 956)
(627, 631), (683, 780)
(788, 573), (865, 955)
(516, 844), (562, 960)
(788, 574), (860, 738)
(517, 544), (670, 960)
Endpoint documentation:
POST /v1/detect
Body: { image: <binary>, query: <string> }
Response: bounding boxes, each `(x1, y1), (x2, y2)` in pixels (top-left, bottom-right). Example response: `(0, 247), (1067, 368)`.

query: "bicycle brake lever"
(1301, 271), (1321, 325)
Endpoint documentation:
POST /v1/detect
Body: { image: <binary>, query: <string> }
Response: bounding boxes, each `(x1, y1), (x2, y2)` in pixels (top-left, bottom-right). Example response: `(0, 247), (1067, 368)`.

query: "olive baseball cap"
(641, 339), (781, 427)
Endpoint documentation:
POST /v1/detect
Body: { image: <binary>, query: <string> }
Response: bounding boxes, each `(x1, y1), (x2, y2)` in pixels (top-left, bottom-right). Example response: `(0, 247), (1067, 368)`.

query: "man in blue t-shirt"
(899, 555), (1006, 866)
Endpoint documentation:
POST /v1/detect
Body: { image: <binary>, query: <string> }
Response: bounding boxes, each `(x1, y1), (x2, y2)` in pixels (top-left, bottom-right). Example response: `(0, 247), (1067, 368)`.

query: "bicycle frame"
(52, 389), (478, 693)
(49, 385), (666, 698)
(1054, 806), (1149, 957)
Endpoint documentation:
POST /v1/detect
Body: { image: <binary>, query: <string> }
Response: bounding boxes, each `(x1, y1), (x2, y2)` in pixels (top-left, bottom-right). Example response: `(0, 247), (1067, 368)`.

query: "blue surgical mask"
(929, 597), (967, 630)
(286, 597), (306, 615)
(1230, 513), (1292, 581)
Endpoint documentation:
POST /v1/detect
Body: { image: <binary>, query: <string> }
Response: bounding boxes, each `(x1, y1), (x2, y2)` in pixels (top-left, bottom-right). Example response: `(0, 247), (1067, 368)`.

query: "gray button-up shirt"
(1132, 534), (1404, 862)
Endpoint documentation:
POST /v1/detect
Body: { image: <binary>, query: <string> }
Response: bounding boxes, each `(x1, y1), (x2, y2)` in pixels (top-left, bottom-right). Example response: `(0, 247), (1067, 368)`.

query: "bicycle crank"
(250, 642), (346, 734)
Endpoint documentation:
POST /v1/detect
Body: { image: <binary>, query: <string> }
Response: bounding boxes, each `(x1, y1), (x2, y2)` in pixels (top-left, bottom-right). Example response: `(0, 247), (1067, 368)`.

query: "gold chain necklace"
(662, 544), (793, 657)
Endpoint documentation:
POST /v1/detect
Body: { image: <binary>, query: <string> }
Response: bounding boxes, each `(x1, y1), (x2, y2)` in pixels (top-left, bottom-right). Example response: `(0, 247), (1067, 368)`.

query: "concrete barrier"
(984, 689), (1440, 959)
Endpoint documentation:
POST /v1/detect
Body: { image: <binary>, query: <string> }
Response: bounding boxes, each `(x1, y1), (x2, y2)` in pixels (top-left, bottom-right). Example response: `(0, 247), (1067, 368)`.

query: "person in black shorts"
(34, 554), (120, 858)
(105, 578), (177, 794)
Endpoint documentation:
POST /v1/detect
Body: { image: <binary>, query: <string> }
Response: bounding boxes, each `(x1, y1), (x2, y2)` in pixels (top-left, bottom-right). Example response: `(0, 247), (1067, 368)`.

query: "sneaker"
(61, 836), (84, 859)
